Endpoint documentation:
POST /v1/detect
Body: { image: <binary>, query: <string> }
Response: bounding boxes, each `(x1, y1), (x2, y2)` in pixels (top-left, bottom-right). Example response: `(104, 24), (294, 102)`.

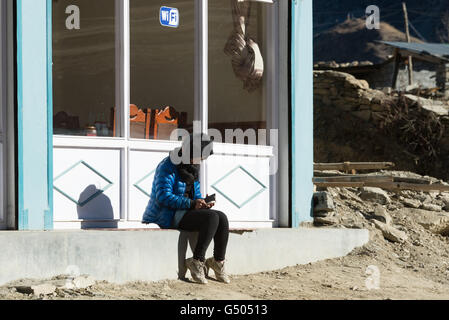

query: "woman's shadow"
(77, 184), (117, 229)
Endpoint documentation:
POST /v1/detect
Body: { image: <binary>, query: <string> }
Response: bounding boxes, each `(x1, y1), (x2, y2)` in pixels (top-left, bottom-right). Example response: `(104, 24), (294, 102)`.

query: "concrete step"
(0, 228), (369, 285)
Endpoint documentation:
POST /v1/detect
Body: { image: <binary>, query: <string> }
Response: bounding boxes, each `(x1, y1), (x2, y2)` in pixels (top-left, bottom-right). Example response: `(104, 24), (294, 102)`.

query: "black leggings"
(178, 209), (229, 262)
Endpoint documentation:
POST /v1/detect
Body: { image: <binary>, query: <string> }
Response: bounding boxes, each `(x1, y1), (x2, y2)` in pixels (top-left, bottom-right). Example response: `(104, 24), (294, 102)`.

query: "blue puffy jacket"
(142, 156), (202, 229)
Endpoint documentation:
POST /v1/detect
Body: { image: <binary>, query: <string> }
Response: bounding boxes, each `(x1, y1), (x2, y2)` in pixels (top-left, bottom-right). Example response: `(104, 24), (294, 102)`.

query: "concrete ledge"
(0, 228), (369, 285)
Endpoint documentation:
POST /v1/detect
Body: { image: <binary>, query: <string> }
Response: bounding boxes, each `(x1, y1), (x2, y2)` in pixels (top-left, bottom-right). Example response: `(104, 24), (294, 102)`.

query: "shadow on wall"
(77, 184), (117, 229)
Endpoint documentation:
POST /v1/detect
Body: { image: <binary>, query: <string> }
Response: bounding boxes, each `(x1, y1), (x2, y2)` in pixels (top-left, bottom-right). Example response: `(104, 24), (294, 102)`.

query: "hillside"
(314, 18), (422, 64)
(314, 0), (449, 43)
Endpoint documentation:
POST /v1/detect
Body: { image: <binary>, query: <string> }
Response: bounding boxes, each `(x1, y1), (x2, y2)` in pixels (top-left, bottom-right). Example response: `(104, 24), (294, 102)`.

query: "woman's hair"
(184, 133), (214, 160)
(170, 133), (214, 165)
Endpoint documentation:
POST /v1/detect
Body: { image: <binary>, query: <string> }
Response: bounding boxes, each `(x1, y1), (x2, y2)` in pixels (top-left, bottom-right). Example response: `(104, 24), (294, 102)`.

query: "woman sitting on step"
(142, 133), (230, 284)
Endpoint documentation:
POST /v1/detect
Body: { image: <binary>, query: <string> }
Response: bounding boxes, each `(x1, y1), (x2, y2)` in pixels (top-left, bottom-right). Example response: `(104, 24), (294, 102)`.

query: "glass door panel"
(53, 0), (116, 137)
(209, 0), (268, 145)
(130, 0), (195, 140)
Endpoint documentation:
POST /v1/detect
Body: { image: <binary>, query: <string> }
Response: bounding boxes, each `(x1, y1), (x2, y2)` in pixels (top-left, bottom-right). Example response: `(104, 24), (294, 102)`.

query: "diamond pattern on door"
(211, 166), (267, 209)
(133, 169), (156, 198)
(53, 161), (114, 207)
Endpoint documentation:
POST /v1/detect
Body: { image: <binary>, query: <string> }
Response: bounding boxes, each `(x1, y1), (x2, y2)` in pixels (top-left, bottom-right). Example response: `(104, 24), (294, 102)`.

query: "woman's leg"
(208, 210), (229, 261)
(178, 210), (219, 262)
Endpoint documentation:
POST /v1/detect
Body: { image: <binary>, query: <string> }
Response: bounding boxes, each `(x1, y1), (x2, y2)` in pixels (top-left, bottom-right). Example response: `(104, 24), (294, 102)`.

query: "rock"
(353, 110), (371, 121)
(440, 195), (449, 211)
(421, 203), (442, 212)
(370, 205), (392, 225)
(360, 61), (373, 66)
(402, 198), (421, 209)
(382, 87), (392, 95)
(15, 284), (57, 296)
(404, 94), (449, 116)
(408, 210), (449, 235)
(33, 284), (57, 296)
(72, 275), (96, 289)
(359, 187), (391, 205)
(14, 286), (34, 295)
(373, 220), (408, 243)
(313, 191), (335, 217)
(370, 104), (386, 112)
(314, 215), (339, 226)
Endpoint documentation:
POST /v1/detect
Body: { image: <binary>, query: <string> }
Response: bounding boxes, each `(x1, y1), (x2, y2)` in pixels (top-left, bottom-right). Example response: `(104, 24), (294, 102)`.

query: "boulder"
(373, 220), (408, 243)
(402, 198), (421, 209)
(408, 209), (449, 235)
(421, 203), (442, 212)
(313, 191), (335, 217)
(352, 110), (371, 121)
(359, 187), (391, 205)
(314, 215), (339, 226)
(73, 275), (96, 289)
(15, 283), (56, 296)
(369, 205), (392, 225)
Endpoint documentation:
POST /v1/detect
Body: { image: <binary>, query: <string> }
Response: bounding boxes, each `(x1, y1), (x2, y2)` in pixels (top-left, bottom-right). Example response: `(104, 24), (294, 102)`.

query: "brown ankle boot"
(205, 258), (231, 284)
(185, 258), (208, 284)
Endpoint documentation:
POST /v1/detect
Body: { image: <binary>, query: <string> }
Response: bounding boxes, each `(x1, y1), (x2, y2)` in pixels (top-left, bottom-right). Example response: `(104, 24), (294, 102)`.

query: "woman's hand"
(194, 199), (208, 210)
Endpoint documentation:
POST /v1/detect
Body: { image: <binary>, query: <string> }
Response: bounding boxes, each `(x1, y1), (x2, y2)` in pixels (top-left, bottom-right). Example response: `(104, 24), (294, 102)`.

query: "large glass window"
(53, 0), (272, 143)
(53, 0), (116, 137)
(130, 0), (195, 140)
(209, 0), (268, 145)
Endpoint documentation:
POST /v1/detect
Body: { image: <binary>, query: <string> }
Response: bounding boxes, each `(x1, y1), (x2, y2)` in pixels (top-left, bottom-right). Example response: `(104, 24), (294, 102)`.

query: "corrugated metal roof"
(379, 41), (449, 61)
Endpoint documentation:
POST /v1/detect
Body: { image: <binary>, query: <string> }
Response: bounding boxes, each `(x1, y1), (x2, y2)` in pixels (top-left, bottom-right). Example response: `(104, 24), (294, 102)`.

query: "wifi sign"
(160, 6), (180, 28)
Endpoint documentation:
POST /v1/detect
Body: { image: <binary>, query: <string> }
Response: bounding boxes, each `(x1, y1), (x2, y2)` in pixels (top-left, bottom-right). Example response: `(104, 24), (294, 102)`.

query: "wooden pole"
(313, 181), (449, 192)
(402, 2), (414, 86)
(314, 162), (395, 171)
(392, 49), (401, 89)
(313, 176), (394, 184)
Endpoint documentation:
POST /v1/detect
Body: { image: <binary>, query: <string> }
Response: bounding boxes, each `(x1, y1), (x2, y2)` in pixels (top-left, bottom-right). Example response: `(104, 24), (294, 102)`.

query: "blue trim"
(16, 0), (26, 230)
(45, 0), (53, 230)
(16, 0), (53, 230)
(291, 0), (314, 227)
(291, 0), (298, 228)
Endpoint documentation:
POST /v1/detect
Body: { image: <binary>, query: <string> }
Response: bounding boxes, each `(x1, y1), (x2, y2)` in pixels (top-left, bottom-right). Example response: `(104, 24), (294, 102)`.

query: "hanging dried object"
(224, 0), (264, 92)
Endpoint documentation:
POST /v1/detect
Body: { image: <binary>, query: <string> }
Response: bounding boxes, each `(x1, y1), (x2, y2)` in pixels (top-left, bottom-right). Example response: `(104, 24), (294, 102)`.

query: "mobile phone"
(204, 194), (216, 205)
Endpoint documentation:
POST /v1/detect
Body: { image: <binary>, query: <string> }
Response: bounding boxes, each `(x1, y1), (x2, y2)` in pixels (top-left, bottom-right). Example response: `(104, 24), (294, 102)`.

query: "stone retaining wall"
(314, 70), (449, 179)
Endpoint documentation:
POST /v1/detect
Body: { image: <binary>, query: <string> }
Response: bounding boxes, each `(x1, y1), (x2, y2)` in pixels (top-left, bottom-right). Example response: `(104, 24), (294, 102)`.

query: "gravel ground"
(2, 173), (449, 300)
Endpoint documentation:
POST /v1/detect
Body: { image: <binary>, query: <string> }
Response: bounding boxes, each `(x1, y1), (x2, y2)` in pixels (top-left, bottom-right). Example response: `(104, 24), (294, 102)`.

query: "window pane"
(209, 0), (268, 145)
(53, 0), (116, 137)
(130, 0), (194, 140)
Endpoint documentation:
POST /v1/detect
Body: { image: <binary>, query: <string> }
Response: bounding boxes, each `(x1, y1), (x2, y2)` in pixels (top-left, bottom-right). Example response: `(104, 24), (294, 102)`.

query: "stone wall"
(314, 70), (395, 123)
(314, 70), (449, 180)
(436, 63), (449, 98)
(314, 60), (438, 91)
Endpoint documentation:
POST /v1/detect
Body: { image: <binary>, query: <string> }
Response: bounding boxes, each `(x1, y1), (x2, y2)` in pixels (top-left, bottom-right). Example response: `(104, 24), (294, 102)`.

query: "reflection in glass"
(130, 0), (194, 140)
(53, 0), (116, 137)
(209, 0), (268, 145)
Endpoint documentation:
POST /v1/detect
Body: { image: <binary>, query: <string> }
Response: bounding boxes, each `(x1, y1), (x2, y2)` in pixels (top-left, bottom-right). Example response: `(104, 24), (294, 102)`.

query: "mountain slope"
(314, 18), (422, 63)
(314, 0), (449, 43)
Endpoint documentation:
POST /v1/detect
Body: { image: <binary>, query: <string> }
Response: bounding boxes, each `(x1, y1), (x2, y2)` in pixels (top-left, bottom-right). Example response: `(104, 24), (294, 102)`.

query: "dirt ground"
(2, 179), (449, 300)
(1, 240), (449, 300)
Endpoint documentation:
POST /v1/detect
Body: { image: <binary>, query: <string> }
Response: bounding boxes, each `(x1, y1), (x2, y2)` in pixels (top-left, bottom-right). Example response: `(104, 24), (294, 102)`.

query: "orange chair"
(112, 104), (151, 139)
(152, 106), (180, 140)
